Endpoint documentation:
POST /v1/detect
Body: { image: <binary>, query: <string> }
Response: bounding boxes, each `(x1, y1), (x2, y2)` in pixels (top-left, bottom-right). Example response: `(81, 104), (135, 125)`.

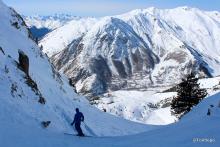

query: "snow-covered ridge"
(0, 0), (153, 137)
(40, 17), (98, 56)
(24, 14), (80, 29)
(40, 6), (220, 96)
(24, 14), (82, 39)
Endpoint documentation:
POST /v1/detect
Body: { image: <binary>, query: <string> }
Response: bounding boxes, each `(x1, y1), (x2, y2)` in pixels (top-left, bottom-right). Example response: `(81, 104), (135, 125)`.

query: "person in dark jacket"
(71, 108), (84, 136)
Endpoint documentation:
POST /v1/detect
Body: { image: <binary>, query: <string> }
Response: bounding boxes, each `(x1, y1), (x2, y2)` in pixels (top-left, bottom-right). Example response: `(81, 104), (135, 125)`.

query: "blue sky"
(3, 0), (220, 16)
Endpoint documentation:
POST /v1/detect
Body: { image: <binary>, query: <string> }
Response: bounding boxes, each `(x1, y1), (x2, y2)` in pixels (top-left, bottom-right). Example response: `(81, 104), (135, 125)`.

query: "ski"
(64, 133), (92, 137)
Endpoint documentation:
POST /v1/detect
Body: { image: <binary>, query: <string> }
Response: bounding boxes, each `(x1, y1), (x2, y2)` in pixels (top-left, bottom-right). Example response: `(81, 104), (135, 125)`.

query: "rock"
(18, 50), (29, 76)
(38, 96), (46, 104)
(0, 47), (5, 55)
(41, 121), (51, 128)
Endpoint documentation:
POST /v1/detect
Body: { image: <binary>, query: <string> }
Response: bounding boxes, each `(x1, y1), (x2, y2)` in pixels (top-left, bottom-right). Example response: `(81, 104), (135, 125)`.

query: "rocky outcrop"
(18, 50), (29, 76)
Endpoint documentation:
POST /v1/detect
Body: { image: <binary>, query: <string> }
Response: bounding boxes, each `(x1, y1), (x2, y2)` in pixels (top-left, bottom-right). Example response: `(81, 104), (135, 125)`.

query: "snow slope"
(40, 17), (97, 56)
(94, 90), (177, 125)
(1, 89), (220, 147)
(40, 7), (220, 96)
(0, 0), (154, 137)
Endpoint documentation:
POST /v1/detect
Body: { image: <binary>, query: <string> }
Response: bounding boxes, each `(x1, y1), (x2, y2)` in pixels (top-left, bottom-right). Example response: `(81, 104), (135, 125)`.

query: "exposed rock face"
(18, 50), (29, 76)
(41, 7), (220, 96)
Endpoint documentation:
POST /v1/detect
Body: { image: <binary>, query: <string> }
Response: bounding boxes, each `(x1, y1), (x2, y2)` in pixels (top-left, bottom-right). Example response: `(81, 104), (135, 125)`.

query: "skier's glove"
(71, 122), (73, 126)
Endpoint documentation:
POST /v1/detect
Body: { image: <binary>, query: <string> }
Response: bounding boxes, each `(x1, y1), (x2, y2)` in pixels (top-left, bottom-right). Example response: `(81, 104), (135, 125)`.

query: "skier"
(71, 108), (85, 136)
(207, 105), (214, 116)
(207, 108), (211, 116)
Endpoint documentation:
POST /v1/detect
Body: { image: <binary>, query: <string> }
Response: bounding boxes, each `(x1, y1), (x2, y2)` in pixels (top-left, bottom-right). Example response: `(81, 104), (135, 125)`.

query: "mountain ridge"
(40, 6), (220, 96)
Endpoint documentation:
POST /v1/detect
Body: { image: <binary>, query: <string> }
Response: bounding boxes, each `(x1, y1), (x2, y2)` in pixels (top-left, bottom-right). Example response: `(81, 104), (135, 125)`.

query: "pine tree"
(35, 37), (39, 45)
(171, 73), (207, 118)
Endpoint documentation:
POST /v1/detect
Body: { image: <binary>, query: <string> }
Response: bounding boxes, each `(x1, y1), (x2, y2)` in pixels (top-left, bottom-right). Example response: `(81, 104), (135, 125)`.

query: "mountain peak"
(176, 6), (192, 10)
(40, 6), (220, 96)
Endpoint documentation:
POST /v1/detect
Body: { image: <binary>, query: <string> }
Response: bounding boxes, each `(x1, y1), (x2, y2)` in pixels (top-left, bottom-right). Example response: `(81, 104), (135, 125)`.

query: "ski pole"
(83, 122), (97, 137)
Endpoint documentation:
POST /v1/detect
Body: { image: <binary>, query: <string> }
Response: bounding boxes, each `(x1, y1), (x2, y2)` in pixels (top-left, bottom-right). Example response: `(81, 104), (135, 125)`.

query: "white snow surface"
(94, 90), (177, 125)
(40, 17), (98, 56)
(0, 0), (154, 137)
(1, 89), (220, 147)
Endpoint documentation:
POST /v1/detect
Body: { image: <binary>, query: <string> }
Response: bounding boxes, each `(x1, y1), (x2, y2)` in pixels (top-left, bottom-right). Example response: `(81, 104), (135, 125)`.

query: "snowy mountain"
(25, 14), (79, 29)
(0, 0), (154, 137)
(40, 7), (220, 97)
(24, 14), (79, 38)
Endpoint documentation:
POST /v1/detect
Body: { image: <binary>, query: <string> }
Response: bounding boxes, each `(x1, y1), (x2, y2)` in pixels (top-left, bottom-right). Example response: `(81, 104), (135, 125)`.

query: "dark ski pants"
(75, 123), (84, 136)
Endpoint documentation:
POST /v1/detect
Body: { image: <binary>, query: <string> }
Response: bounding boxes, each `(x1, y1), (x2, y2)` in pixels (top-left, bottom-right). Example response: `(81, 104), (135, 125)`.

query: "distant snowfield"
(95, 90), (177, 125)
(93, 77), (220, 125)
(24, 14), (80, 30)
